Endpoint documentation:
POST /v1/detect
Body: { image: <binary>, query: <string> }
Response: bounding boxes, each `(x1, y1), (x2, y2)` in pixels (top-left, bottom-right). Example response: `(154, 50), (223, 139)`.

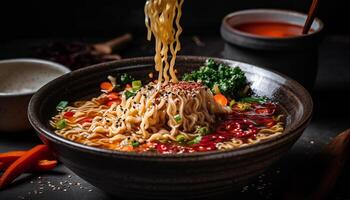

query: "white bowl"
(0, 59), (70, 132)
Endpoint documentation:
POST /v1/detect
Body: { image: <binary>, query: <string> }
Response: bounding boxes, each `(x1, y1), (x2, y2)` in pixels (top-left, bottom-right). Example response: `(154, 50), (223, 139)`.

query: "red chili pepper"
(63, 111), (75, 119)
(106, 99), (122, 107)
(0, 145), (52, 189)
(107, 92), (120, 100)
(78, 117), (93, 124)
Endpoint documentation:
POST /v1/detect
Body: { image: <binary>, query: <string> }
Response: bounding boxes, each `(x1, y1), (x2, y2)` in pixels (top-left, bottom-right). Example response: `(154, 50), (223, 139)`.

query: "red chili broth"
(233, 22), (313, 38)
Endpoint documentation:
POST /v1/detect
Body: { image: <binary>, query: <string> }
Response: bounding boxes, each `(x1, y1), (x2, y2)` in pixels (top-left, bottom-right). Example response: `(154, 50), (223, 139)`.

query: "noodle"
(145, 0), (184, 84)
(49, 0), (285, 153)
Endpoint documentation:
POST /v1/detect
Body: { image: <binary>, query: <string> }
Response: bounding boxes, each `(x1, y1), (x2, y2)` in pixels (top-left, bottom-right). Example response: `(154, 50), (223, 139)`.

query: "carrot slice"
(100, 82), (113, 91)
(0, 145), (51, 189)
(214, 94), (228, 106)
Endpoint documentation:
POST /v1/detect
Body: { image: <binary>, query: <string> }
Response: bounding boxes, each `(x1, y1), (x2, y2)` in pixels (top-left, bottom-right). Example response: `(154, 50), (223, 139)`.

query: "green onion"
(132, 80), (142, 91)
(56, 101), (68, 111)
(187, 135), (202, 145)
(197, 127), (209, 135)
(229, 99), (236, 107)
(56, 119), (67, 129)
(124, 90), (136, 99)
(212, 84), (220, 94)
(240, 97), (267, 104)
(176, 134), (186, 143)
(174, 114), (182, 123)
(131, 141), (140, 147)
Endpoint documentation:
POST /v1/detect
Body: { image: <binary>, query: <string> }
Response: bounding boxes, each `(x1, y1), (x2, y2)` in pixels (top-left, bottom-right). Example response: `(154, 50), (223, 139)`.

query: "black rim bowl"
(28, 56), (313, 198)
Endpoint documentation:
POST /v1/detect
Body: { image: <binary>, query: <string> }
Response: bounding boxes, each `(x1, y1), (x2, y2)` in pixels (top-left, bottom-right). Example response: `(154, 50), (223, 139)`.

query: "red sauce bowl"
(221, 9), (324, 91)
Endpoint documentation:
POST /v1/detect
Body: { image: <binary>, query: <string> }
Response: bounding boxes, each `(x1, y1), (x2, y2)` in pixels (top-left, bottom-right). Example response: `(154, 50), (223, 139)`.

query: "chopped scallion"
(176, 134), (186, 142)
(174, 114), (182, 123)
(56, 119), (67, 129)
(56, 101), (68, 111)
(132, 80), (142, 91)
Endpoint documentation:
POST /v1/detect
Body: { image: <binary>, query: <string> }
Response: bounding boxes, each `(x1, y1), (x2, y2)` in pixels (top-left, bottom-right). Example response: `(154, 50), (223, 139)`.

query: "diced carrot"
(100, 82), (113, 91)
(0, 145), (51, 189)
(214, 94), (228, 106)
(106, 99), (122, 107)
(107, 92), (120, 100)
(121, 146), (133, 152)
(63, 111), (75, 119)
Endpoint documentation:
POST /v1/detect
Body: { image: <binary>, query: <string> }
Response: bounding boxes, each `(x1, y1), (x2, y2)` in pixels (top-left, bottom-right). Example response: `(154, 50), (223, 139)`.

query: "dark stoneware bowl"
(28, 56), (313, 199)
(220, 9), (324, 91)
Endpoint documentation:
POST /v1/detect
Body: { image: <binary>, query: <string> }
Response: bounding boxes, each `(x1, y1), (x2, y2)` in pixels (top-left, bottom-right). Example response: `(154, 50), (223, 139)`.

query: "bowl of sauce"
(221, 9), (323, 91)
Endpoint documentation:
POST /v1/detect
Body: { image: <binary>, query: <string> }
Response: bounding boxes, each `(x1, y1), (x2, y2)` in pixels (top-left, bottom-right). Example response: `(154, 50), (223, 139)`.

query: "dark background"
(0, 0), (348, 40)
(1, 1), (350, 200)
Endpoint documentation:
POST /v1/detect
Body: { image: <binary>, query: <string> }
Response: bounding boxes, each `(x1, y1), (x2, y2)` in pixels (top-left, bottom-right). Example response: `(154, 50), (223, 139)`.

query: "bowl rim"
(0, 58), (71, 97)
(222, 8), (324, 40)
(28, 56), (313, 160)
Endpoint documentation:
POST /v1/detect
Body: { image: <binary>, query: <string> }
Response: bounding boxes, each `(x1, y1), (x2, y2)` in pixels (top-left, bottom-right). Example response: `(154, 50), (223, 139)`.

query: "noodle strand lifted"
(145, 0), (184, 84)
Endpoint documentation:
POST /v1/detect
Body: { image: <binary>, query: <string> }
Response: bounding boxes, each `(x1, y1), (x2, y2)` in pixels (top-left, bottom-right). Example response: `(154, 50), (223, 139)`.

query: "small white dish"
(0, 58), (70, 132)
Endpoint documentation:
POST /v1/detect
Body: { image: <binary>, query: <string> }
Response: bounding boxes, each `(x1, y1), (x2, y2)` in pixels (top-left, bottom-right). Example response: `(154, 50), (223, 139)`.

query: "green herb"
(56, 119), (67, 129)
(176, 134), (186, 143)
(132, 80), (142, 91)
(182, 59), (250, 99)
(197, 127), (209, 135)
(120, 73), (135, 84)
(56, 101), (68, 111)
(240, 97), (267, 104)
(174, 114), (182, 123)
(187, 135), (202, 145)
(131, 141), (140, 147)
(124, 90), (136, 99)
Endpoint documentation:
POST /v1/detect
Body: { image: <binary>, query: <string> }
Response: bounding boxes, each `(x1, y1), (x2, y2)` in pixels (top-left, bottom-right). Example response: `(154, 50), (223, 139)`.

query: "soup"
(234, 22), (311, 38)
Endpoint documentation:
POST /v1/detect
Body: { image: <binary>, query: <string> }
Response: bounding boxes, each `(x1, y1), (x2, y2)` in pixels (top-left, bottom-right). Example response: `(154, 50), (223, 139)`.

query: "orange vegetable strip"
(33, 160), (57, 171)
(100, 82), (113, 91)
(0, 151), (26, 170)
(0, 145), (50, 189)
(214, 94), (228, 106)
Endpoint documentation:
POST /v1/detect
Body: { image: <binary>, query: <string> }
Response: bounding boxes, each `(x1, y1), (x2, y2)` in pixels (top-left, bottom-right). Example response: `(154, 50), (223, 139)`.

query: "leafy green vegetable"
(124, 90), (136, 99)
(240, 97), (267, 104)
(187, 135), (202, 145)
(56, 119), (67, 129)
(120, 73), (135, 84)
(132, 80), (142, 91)
(56, 101), (68, 111)
(174, 114), (182, 123)
(183, 59), (250, 98)
(131, 141), (140, 147)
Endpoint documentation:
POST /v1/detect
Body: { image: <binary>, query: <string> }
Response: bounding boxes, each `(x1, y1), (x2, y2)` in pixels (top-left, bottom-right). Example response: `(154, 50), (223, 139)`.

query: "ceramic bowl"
(220, 9), (324, 91)
(28, 56), (312, 199)
(0, 59), (70, 132)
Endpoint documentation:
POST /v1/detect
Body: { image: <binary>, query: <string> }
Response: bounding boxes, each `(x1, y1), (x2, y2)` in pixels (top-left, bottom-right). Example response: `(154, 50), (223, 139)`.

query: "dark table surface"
(0, 34), (350, 200)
